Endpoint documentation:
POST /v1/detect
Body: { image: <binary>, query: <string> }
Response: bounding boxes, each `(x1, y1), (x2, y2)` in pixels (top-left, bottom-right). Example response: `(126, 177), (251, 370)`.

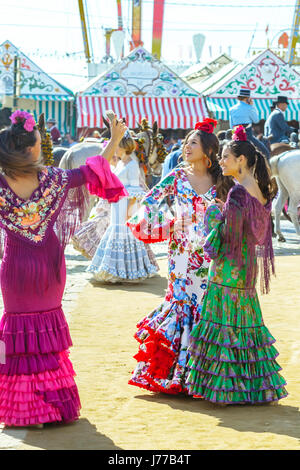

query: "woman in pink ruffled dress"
(0, 111), (127, 427)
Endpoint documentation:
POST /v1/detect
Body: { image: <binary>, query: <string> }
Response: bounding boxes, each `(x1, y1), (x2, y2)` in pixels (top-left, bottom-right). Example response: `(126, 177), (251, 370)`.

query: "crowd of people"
(0, 101), (295, 428)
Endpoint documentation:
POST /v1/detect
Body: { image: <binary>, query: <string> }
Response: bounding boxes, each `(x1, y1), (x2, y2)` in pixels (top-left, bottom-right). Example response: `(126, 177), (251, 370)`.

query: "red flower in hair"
(233, 125), (247, 142)
(194, 118), (218, 134)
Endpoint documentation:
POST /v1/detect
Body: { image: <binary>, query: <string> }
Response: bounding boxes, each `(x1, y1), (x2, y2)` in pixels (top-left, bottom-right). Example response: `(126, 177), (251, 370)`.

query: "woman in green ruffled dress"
(186, 125), (288, 405)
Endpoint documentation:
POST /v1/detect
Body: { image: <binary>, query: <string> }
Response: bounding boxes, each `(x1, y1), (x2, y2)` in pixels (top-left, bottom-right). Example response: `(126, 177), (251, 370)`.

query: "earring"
(204, 154), (212, 168)
(238, 165), (242, 175)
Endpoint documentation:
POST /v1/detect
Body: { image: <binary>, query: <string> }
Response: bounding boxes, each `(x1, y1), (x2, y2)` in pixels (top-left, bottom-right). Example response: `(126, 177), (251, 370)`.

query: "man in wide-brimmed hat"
(46, 117), (61, 145)
(229, 87), (270, 158)
(264, 96), (293, 144)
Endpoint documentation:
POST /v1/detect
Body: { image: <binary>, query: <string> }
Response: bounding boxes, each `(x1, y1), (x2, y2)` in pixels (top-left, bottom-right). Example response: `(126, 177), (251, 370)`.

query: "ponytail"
(254, 151), (277, 201)
(227, 140), (276, 202)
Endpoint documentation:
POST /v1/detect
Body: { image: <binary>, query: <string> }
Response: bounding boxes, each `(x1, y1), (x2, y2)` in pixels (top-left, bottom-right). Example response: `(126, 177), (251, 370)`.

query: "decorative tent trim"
(205, 49), (300, 121)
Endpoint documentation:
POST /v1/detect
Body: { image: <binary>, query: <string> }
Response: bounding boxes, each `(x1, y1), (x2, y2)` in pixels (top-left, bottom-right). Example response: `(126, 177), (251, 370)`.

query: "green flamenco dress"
(186, 184), (288, 404)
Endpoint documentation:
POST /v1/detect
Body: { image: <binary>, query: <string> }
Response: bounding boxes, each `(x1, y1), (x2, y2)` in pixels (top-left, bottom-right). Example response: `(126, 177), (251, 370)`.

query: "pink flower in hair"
(233, 125), (247, 142)
(23, 116), (36, 132)
(10, 110), (27, 124)
(9, 110), (36, 132)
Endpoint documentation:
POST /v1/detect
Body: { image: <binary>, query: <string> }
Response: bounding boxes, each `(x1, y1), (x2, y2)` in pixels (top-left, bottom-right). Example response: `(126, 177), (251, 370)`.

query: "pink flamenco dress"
(0, 155), (127, 427)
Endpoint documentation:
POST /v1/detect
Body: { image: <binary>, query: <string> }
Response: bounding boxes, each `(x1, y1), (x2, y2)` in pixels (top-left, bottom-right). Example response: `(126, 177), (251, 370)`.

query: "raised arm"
(127, 171), (177, 243)
(101, 116), (127, 161)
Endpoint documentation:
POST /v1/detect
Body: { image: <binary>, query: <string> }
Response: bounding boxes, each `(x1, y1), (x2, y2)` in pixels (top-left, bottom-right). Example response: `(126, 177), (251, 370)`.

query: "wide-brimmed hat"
(46, 117), (56, 124)
(238, 87), (251, 98)
(275, 96), (289, 105)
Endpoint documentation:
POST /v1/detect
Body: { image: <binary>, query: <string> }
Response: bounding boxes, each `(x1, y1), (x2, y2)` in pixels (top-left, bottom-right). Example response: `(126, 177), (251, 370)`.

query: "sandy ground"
(13, 248), (300, 451)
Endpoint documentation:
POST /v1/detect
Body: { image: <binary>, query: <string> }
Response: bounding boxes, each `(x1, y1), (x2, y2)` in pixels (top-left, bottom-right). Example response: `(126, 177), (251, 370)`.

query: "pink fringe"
(222, 184), (274, 293)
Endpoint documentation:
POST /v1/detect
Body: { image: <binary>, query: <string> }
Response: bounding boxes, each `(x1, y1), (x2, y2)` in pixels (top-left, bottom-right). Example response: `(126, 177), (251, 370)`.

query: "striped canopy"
(34, 100), (71, 134)
(206, 97), (300, 122)
(21, 95), (73, 102)
(77, 95), (208, 129)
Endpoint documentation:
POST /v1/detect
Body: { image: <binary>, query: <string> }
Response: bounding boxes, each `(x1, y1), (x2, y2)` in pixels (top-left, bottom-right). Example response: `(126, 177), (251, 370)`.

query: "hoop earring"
(203, 154), (212, 168)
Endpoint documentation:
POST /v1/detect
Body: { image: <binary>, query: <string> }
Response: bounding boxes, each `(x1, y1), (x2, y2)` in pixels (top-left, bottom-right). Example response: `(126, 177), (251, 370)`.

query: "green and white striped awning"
(21, 94), (74, 102)
(206, 97), (300, 122)
(34, 100), (71, 134)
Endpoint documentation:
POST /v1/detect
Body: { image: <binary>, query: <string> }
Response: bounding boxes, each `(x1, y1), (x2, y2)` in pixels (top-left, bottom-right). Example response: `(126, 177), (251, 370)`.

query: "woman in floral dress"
(0, 111), (127, 427)
(186, 126), (288, 404)
(127, 118), (234, 394)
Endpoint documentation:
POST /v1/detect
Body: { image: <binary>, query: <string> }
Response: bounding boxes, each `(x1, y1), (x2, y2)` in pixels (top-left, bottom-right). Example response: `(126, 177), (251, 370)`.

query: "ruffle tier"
(87, 225), (158, 282)
(129, 298), (199, 394)
(0, 351), (80, 426)
(186, 283), (288, 404)
(0, 307), (81, 426)
(0, 306), (72, 356)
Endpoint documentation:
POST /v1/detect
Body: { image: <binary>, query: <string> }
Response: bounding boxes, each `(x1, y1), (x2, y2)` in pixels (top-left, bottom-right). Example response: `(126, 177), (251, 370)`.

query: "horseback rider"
(46, 117), (61, 145)
(264, 96), (294, 145)
(229, 87), (270, 159)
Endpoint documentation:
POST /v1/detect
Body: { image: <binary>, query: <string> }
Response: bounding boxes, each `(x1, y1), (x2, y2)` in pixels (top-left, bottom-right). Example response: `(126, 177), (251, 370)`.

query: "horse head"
(134, 119), (167, 180)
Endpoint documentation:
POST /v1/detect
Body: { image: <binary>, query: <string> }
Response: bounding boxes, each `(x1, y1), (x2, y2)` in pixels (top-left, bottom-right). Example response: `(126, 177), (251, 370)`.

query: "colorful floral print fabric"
(127, 168), (216, 393)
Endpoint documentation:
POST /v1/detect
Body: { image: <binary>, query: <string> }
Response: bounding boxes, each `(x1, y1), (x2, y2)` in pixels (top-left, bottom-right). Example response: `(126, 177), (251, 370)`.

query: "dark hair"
(225, 140), (276, 201)
(183, 129), (234, 201)
(217, 130), (226, 141)
(0, 122), (43, 178)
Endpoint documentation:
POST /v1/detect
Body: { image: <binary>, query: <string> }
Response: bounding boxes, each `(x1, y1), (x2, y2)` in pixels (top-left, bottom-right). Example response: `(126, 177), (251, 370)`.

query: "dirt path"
(15, 253), (300, 451)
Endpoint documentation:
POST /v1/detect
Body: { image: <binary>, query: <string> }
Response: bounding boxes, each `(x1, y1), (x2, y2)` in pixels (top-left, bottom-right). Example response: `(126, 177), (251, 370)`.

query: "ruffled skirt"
(129, 284), (203, 394)
(0, 306), (81, 426)
(87, 225), (159, 282)
(186, 282), (288, 404)
(72, 200), (110, 260)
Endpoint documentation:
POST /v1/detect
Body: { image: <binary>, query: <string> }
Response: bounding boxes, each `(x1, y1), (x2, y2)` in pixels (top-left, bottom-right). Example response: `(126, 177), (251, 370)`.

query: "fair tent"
(203, 49), (300, 122)
(76, 46), (208, 130)
(0, 40), (74, 133)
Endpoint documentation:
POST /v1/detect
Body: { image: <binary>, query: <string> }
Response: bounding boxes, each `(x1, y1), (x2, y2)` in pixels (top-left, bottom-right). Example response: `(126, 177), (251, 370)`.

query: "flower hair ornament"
(10, 110), (36, 133)
(194, 118), (218, 134)
(232, 125), (247, 142)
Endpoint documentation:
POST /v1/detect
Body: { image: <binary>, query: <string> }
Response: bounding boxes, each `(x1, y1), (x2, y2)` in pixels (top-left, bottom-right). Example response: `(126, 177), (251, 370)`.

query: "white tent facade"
(0, 40), (74, 133)
(76, 47), (208, 130)
(203, 49), (300, 122)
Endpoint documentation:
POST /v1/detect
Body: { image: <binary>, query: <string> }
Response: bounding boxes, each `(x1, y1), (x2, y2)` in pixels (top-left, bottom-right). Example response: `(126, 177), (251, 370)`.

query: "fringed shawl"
(222, 184), (275, 294)
(0, 156), (127, 294)
(0, 155), (127, 253)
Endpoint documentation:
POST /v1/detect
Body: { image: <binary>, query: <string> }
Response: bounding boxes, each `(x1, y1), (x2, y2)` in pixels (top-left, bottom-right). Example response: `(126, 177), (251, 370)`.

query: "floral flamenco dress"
(186, 184), (288, 404)
(0, 156), (127, 426)
(127, 168), (215, 394)
(87, 158), (158, 282)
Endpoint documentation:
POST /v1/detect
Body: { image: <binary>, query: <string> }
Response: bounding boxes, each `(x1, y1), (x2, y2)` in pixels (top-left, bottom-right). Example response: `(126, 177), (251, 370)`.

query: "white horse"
(59, 138), (103, 220)
(269, 149), (300, 242)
